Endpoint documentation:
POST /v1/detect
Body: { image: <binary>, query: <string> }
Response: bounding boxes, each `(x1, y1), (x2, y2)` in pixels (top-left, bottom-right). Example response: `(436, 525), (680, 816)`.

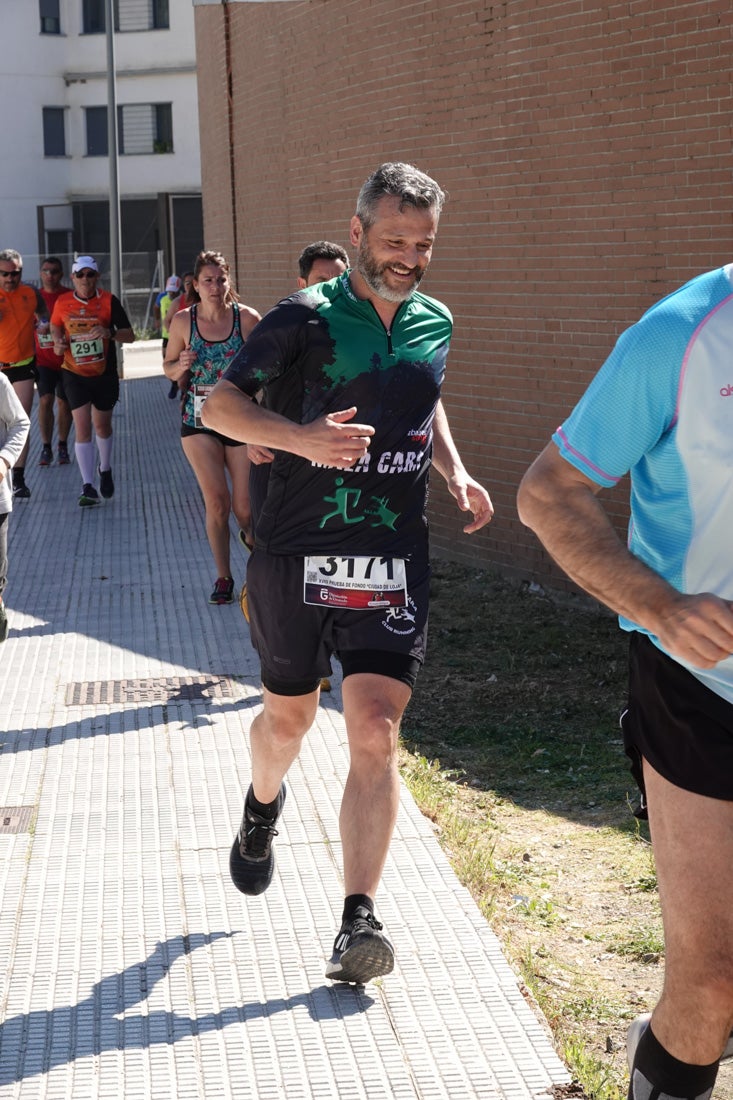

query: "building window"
(82, 0), (109, 33)
(86, 104), (173, 156)
(43, 108), (66, 157)
(120, 104), (173, 154)
(40, 0), (61, 34)
(85, 106), (110, 156)
(83, 0), (169, 33)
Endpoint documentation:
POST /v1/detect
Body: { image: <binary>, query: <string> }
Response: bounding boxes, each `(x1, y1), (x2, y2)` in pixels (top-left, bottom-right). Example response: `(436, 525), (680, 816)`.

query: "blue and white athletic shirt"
(553, 263), (733, 703)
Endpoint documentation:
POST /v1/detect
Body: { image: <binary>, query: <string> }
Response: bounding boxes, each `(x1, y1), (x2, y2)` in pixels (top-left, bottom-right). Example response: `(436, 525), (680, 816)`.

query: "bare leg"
(12, 377), (34, 466)
(249, 687), (319, 804)
(38, 392), (54, 445)
(644, 758), (733, 1064)
(56, 397), (72, 443)
(225, 444), (252, 543)
(340, 673), (411, 897)
(182, 433), (233, 577)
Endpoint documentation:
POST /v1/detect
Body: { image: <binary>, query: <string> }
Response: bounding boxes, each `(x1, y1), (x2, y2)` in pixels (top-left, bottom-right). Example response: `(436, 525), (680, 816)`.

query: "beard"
(356, 238), (426, 303)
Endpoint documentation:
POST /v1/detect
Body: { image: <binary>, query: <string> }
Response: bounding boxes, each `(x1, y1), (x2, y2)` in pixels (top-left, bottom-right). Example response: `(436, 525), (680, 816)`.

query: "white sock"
(75, 441), (96, 485)
(96, 434), (113, 472)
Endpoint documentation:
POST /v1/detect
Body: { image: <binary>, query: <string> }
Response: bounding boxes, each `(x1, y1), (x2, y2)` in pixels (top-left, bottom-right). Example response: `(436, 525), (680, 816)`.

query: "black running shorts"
(621, 631), (733, 805)
(36, 366), (67, 400)
(2, 362), (37, 384)
(246, 550), (430, 696)
(62, 368), (119, 412)
(180, 423), (245, 448)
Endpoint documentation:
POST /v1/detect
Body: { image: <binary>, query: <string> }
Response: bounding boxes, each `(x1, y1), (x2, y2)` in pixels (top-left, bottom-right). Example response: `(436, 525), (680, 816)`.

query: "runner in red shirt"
(35, 257), (72, 467)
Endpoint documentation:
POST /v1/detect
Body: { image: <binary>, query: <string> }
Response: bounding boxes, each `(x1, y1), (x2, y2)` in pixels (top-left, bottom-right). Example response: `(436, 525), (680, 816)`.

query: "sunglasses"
(0, 270), (21, 278)
(74, 270), (97, 278)
(42, 268), (62, 276)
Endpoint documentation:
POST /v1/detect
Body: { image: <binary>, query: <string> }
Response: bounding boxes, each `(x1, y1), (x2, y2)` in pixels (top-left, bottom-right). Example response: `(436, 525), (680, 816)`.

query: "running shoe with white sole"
(326, 906), (395, 984)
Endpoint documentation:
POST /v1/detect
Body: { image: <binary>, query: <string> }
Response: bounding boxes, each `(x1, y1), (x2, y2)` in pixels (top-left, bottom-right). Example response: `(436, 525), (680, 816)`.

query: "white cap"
(72, 255), (99, 274)
(165, 275), (182, 292)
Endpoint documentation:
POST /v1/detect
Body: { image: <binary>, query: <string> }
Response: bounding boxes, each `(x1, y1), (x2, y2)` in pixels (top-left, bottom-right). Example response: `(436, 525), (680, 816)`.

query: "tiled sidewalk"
(0, 347), (571, 1098)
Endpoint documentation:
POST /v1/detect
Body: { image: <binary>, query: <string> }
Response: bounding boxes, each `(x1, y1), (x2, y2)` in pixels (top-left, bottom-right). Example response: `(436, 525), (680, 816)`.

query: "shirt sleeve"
(0, 373), (30, 469)
(110, 296), (132, 333)
(553, 313), (682, 486)
(223, 299), (312, 398)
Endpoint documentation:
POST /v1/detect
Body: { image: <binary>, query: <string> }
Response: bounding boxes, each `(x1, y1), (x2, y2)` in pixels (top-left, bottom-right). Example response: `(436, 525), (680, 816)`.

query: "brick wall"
(194, 0), (733, 586)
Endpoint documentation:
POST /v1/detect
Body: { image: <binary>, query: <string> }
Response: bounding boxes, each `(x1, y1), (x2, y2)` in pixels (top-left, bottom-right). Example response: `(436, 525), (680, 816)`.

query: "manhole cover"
(65, 675), (241, 706)
(0, 806), (34, 834)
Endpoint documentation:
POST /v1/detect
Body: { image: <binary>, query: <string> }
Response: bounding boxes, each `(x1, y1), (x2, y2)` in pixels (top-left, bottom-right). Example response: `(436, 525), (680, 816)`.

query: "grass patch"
(398, 561), (664, 1100)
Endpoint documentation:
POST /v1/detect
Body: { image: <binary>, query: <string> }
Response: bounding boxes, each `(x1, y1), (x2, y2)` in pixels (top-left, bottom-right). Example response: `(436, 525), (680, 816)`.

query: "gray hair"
(355, 163), (446, 229)
(0, 249), (22, 268)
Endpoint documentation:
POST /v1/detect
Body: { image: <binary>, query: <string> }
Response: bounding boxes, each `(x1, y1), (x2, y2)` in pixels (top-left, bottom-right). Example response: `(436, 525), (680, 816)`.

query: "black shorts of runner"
(36, 365), (67, 400)
(2, 361), (37, 384)
(62, 368), (119, 412)
(180, 423), (244, 448)
(246, 550), (429, 696)
(621, 631), (733, 812)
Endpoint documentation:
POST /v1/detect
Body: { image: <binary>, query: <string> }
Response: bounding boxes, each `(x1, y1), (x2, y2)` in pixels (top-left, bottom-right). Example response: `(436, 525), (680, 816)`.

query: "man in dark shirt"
(203, 163), (493, 984)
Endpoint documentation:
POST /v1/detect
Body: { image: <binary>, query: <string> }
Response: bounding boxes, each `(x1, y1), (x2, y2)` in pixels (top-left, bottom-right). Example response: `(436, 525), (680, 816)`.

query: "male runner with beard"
(203, 163), (493, 984)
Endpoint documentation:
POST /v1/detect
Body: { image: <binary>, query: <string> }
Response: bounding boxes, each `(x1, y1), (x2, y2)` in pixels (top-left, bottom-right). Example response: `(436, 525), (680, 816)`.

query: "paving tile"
(0, 354), (571, 1098)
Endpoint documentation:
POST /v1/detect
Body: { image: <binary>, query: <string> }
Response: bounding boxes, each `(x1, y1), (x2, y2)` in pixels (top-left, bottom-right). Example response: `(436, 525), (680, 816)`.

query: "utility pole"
(106, 0), (122, 299)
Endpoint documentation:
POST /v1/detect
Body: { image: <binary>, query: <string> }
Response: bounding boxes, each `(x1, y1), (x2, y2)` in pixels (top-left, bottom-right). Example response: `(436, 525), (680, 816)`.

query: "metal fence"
(17, 250), (164, 334)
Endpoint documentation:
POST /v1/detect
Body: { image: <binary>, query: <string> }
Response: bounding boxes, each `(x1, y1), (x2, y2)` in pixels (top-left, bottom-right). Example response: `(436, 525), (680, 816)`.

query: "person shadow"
(0, 931), (374, 1086)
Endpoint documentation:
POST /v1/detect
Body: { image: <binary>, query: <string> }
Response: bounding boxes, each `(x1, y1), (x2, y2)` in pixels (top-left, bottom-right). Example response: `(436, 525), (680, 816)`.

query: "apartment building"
(2, 0), (202, 306)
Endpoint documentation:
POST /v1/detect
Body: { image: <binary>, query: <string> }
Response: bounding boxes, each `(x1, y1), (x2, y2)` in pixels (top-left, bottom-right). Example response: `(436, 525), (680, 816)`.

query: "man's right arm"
(202, 381), (375, 468)
(517, 442), (733, 669)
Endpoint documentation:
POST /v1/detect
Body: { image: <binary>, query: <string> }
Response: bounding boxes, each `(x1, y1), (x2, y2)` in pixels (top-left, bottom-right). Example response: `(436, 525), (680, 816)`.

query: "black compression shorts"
(621, 631), (733, 808)
(246, 550), (430, 696)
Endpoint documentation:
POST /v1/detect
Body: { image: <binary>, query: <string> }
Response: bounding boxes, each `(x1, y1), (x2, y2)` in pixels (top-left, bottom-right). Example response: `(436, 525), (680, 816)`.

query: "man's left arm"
(106, 297), (135, 343)
(34, 288), (49, 324)
(431, 399), (494, 533)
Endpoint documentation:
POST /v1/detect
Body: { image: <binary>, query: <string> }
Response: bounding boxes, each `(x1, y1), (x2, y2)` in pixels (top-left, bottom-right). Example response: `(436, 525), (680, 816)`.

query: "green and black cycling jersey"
(224, 271), (452, 558)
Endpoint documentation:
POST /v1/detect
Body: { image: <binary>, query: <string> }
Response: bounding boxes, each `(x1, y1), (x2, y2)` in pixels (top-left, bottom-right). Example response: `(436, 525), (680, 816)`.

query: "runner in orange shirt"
(50, 256), (134, 506)
(0, 248), (49, 498)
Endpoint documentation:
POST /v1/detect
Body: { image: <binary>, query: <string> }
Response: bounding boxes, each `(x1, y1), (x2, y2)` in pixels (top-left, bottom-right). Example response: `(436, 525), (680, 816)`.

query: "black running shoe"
(57, 443), (70, 465)
(39, 445), (53, 467)
(209, 576), (234, 605)
(326, 906), (395, 984)
(99, 466), (114, 499)
(79, 483), (99, 506)
(229, 784), (286, 895)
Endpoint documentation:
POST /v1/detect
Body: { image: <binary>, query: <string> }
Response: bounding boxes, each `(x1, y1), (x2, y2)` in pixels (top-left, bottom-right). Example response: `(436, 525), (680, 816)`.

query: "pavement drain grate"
(65, 675), (243, 706)
(0, 806), (35, 834)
